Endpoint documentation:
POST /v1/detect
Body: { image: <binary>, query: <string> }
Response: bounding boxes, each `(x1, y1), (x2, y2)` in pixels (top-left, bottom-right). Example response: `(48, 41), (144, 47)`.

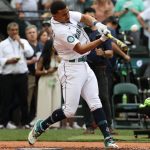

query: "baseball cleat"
(104, 136), (119, 149)
(28, 119), (44, 145)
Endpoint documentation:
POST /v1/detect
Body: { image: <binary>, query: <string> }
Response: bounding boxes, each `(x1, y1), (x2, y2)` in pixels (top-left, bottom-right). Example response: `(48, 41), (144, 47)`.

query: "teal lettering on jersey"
(74, 29), (81, 39)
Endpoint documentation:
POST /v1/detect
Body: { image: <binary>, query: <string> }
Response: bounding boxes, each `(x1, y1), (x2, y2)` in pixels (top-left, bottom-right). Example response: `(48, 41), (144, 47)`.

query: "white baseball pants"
(58, 61), (102, 118)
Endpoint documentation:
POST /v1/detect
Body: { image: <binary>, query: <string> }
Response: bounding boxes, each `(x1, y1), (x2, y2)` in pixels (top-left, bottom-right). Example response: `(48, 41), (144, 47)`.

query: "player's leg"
(28, 62), (85, 144)
(40, 71), (83, 129)
(81, 69), (110, 138)
(28, 108), (66, 145)
(81, 65), (118, 148)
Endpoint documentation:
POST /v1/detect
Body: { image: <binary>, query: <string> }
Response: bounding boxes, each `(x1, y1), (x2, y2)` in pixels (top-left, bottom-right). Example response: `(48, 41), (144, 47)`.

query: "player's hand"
(100, 34), (108, 42)
(95, 22), (107, 34)
(99, 28), (111, 41)
(102, 28), (111, 35)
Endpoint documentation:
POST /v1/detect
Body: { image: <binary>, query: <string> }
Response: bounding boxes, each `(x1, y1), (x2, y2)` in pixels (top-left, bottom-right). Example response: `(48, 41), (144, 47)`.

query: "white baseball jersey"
(50, 11), (102, 118)
(51, 11), (90, 60)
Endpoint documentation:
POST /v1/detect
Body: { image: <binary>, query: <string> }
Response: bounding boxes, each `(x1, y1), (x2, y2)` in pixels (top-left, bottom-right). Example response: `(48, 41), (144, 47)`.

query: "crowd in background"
(0, 0), (149, 132)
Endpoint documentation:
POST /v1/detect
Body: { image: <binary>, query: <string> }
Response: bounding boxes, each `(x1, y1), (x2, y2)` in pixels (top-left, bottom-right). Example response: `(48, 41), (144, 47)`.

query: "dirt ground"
(0, 141), (150, 150)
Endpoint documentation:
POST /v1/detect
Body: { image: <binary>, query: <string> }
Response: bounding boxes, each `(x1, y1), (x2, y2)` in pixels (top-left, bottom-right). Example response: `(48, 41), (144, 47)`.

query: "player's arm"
(73, 14), (111, 54)
(73, 37), (106, 54)
(80, 14), (96, 27)
(80, 14), (107, 31)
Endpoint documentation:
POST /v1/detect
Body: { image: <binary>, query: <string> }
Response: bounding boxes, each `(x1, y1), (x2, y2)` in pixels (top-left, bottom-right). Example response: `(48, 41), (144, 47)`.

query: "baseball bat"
(106, 33), (128, 52)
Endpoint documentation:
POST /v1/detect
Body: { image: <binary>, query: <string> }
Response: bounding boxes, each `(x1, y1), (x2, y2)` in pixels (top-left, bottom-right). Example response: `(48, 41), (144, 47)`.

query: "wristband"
(93, 21), (98, 26)
(100, 34), (108, 42)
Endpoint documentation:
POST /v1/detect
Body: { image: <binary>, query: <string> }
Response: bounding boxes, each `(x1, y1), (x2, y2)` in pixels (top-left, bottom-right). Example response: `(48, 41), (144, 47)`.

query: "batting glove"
(100, 34), (108, 42)
(100, 28), (111, 42)
(102, 28), (111, 36)
(94, 21), (107, 34)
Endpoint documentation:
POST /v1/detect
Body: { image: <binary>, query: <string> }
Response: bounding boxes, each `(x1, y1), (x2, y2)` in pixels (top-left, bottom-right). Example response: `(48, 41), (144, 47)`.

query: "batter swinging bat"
(106, 33), (128, 52)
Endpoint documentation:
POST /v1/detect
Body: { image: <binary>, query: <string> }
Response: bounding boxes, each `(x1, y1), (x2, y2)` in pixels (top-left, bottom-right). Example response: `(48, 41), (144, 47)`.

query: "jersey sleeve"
(69, 11), (82, 22)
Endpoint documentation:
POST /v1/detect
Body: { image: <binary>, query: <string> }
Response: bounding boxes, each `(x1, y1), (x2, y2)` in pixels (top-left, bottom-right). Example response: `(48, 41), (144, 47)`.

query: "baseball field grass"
(0, 128), (149, 142)
(0, 129), (150, 149)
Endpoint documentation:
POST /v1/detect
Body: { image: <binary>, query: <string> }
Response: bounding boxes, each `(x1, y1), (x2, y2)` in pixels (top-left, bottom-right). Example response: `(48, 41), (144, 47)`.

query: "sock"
(92, 108), (110, 138)
(41, 108), (66, 130)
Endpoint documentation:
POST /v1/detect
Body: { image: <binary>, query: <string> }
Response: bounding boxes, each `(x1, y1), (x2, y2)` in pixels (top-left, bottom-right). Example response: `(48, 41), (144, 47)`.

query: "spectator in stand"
(82, 8), (131, 135)
(41, 0), (52, 9)
(40, 0), (93, 18)
(104, 16), (131, 121)
(40, 0), (52, 19)
(91, 0), (114, 22)
(82, 7), (114, 134)
(137, 7), (150, 50)
(104, 16), (131, 62)
(64, 0), (86, 12)
(114, 0), (144, 47)
(42, 20), (53, 39)
(35, 40), (61, 128)
(15, 0), (41, 28)
(25, 25), (41, 122)
(0, 22), (34, 129)
(38, 29), (49, 52)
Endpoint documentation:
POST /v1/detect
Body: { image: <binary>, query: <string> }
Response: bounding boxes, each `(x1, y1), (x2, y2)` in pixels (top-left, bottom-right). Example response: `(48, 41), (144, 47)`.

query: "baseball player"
(28, 1), (118, 149)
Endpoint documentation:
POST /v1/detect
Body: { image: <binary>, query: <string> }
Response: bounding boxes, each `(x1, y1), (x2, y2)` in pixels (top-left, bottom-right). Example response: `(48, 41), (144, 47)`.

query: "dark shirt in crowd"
(27, 43), (41, 75)
(87, 30), (112, 66)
